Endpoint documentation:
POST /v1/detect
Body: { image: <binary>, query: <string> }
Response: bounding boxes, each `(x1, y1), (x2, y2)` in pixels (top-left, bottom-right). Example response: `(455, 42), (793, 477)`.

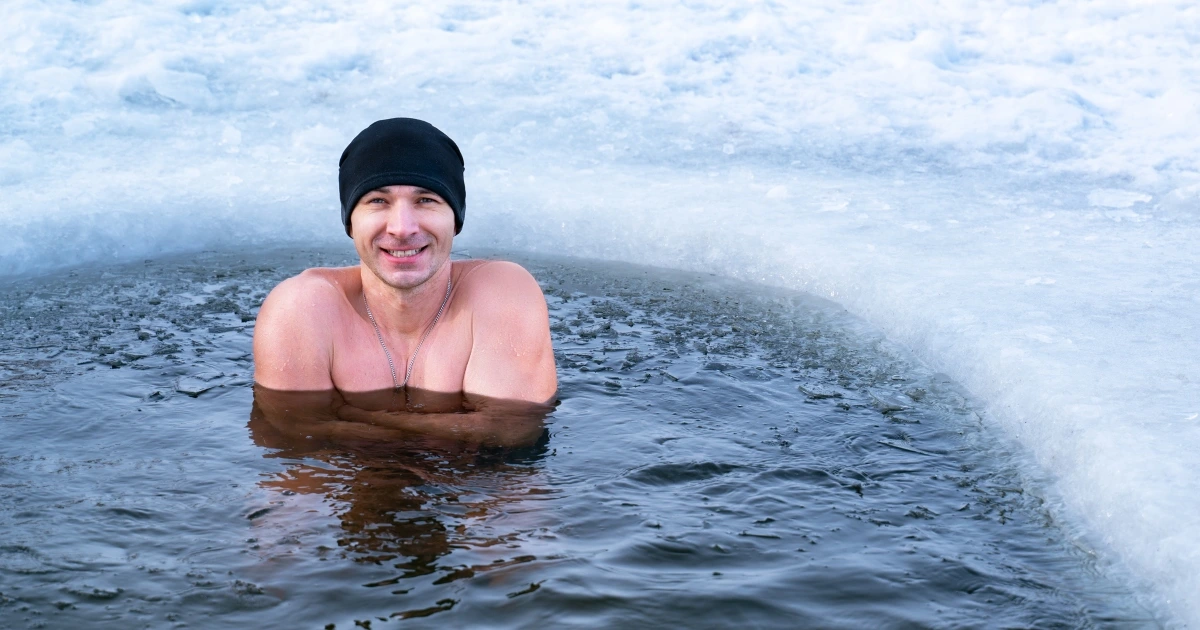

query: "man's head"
(340, 119), (465, 291)
(339, 118), (466, 236)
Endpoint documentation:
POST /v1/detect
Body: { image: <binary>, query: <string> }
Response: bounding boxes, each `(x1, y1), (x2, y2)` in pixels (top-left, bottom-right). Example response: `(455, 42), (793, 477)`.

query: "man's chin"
(367, 261), (444, 292)
(375, 270), (432, 291)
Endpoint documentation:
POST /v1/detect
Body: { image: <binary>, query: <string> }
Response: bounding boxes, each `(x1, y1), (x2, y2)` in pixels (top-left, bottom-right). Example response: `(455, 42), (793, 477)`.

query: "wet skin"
(253, 185), (557, 403)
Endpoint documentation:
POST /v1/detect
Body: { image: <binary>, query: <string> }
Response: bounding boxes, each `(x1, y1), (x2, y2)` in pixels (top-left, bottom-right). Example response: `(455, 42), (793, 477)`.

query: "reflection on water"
(248, 386), (551, 617)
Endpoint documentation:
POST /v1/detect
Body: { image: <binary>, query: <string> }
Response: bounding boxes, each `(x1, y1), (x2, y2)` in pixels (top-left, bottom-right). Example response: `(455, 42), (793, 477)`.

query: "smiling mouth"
(384, 245), (427, 258)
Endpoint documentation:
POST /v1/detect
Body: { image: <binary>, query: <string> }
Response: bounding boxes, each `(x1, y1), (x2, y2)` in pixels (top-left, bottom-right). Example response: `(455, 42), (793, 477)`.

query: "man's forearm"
(251, 385), (550, 449)
(333, 404), (547, 447)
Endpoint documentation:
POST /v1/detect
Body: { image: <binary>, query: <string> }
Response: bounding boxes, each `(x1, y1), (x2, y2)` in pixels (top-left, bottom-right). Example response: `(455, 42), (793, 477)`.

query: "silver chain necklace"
(362, 271), (453, 390)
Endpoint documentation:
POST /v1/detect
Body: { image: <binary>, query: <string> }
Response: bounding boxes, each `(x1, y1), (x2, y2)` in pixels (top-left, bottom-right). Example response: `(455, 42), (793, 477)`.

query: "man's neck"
(359, 262), (453, 339)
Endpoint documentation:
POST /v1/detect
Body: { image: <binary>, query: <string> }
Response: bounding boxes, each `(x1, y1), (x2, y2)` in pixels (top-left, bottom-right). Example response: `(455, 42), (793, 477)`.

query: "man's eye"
(417, 197), (439, 204)
(367, 197), (387, 204)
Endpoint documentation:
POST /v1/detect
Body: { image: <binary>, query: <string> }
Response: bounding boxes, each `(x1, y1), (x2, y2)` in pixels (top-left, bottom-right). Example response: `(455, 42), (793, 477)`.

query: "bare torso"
(326, 260), (478, 393)
(253, 259), (557, 402)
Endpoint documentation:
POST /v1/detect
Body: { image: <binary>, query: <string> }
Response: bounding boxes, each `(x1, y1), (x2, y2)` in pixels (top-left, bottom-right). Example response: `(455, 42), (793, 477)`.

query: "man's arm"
(461, 261), (558, 403)
(252, 272), (339, 391)
(251, 386), (551, 449)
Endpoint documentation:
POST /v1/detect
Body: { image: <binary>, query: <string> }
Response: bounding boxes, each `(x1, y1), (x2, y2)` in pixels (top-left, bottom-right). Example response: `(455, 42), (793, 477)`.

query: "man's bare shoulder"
(454, 260), (545, 308)
(255, 265), (359, 350)
(253, 266), (360, 390)
(455, 260), (556, 402)
(266, 266), (361, 307)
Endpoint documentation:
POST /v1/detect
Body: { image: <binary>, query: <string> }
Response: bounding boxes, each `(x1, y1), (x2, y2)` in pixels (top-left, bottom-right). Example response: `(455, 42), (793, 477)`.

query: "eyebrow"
(367, 186), (443, 197)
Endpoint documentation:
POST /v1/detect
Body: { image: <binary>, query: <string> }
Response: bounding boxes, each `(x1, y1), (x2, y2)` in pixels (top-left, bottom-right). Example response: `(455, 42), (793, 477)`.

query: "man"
(253, 118), (557, 405)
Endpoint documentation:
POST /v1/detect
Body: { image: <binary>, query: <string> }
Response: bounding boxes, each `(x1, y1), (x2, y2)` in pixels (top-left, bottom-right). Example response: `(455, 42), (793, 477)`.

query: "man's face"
(350, 185), (456, 291)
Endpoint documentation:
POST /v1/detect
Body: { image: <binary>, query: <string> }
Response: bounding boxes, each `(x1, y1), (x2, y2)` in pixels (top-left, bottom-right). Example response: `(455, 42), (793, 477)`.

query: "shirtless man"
(253, 118), (557, 407)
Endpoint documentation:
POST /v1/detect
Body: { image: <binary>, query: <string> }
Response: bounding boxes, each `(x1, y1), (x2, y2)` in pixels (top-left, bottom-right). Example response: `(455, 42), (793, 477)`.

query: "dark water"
(0, 247), (1158, 629)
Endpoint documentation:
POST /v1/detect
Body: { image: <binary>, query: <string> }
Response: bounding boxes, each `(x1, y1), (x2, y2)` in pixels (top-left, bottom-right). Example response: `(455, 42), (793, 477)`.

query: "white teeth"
(387, 247), (422, 257)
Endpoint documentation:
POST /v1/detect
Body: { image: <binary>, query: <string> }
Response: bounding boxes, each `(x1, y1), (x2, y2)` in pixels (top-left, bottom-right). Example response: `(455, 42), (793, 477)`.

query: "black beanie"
(338, 118), (466, 236)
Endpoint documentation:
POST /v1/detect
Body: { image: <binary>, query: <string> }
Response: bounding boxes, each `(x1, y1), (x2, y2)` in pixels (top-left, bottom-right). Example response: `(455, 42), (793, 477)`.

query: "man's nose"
(385, 201), (420, 236)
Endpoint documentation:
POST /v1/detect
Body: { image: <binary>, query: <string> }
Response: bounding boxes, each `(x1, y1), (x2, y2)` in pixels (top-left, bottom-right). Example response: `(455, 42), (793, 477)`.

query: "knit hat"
(338, 118), (466, 236)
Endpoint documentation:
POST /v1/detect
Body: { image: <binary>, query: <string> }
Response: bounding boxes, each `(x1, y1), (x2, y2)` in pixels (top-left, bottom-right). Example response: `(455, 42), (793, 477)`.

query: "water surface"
(0, 248), (1157, 628)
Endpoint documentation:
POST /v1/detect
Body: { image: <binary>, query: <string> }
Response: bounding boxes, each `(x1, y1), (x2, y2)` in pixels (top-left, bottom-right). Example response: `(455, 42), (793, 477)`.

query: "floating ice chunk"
(1088, 189), (1151, 208)
(766, 185), (788, 199)
(797, 384), (841, 400)
(1024, 277), (1056, 285)
(869, 391), (911, 414)
(174, 370), (226, 398)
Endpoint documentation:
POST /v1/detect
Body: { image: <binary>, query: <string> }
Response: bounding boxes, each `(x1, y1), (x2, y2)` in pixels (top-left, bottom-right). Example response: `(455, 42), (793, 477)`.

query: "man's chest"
(329, 315), (474, 394)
